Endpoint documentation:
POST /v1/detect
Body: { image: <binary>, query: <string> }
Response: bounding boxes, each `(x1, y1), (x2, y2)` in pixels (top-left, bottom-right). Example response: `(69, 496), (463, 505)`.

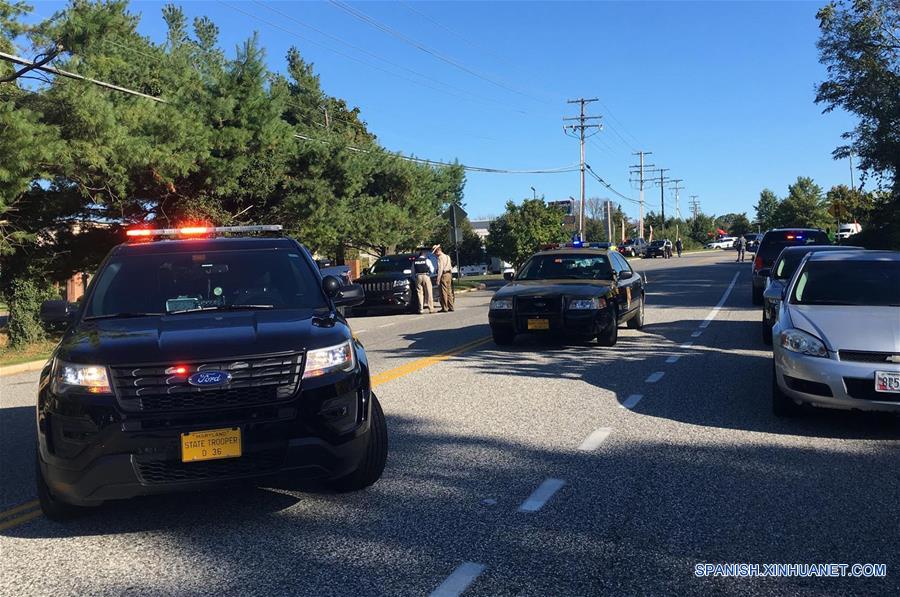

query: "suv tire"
(752, 286), (763, 305)
(36, 453), (84, 521)
(772, 365), (802, 417)
(598, 307), (619, 346)
(329, 395), (388, 492)
(492, 327), (515, 346)
(626, 296), (645, 330)
(761, 311), (773, 345)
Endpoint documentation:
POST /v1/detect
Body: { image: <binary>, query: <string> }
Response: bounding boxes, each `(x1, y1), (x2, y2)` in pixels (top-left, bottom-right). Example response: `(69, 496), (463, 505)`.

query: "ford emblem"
(187, 370), (232, 387)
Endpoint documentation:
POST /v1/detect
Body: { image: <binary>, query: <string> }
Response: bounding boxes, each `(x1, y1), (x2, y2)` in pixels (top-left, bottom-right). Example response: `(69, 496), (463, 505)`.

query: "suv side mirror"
(333, 284), (365, 308)
(40, 300), (75, 324)
(619, 270), (633, 279)
(322, 275), (341, 298)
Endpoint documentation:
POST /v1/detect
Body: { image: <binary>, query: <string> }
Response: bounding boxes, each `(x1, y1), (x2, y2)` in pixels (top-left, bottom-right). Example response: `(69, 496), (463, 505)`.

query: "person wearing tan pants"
(413, 250), (435, 313)
(433, 245), (454, 312)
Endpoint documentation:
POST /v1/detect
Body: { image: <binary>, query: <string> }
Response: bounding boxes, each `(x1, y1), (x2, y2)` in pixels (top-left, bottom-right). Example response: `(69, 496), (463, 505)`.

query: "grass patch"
(0, 332), (58, 368)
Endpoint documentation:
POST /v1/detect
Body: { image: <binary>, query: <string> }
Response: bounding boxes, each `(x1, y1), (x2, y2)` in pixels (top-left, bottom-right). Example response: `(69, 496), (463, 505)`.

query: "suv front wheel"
(329, 394), (388, 492)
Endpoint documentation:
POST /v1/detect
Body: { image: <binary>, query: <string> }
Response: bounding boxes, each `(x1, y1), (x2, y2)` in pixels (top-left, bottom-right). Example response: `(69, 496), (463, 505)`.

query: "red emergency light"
(125, 225), (283, 240)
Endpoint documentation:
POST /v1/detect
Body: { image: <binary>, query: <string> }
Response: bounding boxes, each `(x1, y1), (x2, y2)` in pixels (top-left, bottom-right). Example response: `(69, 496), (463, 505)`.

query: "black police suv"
(353, 252), (438, 315)
(488, 245), (645, 346)
(751, 228), (830, 305)
(36, 225), (387, 520)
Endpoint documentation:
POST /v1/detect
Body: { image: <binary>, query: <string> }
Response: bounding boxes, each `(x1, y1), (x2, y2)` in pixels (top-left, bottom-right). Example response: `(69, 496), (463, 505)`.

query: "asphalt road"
(2, 250), (898, 596)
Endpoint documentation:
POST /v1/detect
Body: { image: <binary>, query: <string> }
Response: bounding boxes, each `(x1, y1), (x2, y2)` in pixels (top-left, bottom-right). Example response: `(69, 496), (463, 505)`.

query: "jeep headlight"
(490, 298), (513, 310)
(54, 360), (112, 394)
(780, 328), (828, 358)
(568, 297), (605, 310)
(304, 340), (355, 379)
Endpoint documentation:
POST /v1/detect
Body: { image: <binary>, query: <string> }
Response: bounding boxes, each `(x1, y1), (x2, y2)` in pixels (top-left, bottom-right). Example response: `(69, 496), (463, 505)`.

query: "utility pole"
(629, 151), (653, 240)
(658, 168), (670, 224)
(669, 179), (684, 240)
(606, 199), (613, 241)
(689, 195), (701, 220)
(564, 98), (601, 239)
(531, 186), (537, 200)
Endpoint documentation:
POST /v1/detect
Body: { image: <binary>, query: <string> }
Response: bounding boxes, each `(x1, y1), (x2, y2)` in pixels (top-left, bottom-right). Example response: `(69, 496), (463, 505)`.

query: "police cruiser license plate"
(527, 318), (550, 331)
(875, 371), (900, 394)
(181, 427), (242, 462)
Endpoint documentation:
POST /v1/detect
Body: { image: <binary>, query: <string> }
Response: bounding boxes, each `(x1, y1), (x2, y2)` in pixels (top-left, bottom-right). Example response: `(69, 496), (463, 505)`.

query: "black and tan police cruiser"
(36, 225), (387, 520)
(488, 242), (646, 346)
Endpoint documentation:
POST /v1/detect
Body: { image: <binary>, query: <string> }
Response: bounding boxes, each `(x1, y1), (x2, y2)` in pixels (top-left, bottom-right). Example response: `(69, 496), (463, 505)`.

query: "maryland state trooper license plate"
(181, 427), (242, 462)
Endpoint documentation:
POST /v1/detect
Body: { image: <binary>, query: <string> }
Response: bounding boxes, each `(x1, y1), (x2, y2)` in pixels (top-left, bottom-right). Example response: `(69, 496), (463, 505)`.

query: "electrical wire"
(584, 163), (640, 204)
(327, 0), (546, 106)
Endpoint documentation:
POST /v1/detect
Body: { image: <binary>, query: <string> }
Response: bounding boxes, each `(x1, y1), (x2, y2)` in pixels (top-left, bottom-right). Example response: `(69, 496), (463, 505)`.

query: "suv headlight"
(780, 328), (828, 358)
(53, 360), (112, 394)
(393, 279), (410, 288)
(304, 340), (355, 379)
(568, 297), (605, 310)
(490, 298), (513, 310)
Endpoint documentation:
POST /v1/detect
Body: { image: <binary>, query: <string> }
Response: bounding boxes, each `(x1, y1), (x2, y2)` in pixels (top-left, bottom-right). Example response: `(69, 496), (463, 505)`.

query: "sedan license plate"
(875, 371), (900, 394)
(181, 427), (242, 462)
(527, 318), (550, 331)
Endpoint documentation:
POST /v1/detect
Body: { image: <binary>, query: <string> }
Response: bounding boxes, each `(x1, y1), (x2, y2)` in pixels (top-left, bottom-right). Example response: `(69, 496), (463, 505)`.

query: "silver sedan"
(771, 250), (900, 416)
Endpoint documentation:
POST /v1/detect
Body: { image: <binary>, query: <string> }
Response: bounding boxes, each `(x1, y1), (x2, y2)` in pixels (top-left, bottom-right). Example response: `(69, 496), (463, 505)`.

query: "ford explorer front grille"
(110, 352), (303, 413)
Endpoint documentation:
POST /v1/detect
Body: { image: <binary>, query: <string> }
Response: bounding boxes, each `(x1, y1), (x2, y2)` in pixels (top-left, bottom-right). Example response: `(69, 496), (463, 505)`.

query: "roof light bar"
(126, 225), (283, 238)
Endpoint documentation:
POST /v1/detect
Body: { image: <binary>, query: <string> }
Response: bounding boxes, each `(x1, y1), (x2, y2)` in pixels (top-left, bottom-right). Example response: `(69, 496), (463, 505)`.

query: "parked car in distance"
(618, 238), (648, 257)
(459, 264), (488, 277)
(744, 233), (762, 252)
(751, 228), (830, 305)
(771, 250), (900, 416)
(837, 222), (862, 239)
(761, 245), (861, 345)
(705, 236), (737, 249)
(646, 239), (672, 258)
(354, 253), (438, 315)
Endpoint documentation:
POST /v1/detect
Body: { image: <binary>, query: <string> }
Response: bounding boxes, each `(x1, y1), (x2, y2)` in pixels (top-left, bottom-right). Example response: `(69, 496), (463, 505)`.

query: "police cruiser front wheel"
(329, 394), (388, 492)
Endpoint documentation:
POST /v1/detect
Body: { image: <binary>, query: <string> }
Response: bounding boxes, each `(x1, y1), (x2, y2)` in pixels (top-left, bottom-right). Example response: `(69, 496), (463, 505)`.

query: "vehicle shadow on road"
(2, 411), (898, 596)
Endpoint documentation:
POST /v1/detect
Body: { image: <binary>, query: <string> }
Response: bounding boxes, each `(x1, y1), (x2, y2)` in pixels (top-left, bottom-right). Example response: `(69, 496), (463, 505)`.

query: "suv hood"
(495, 279), (614, 298)
(58, 310), (348, 365)
(787, 305), (900, 353)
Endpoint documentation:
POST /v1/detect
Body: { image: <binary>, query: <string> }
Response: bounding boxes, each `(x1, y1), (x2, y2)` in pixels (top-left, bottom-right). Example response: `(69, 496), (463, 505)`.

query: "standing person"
(675, 238), (683, 257)
(735, 235), (747, 262)
(413, 249), (435, 314)
(433, 244), (454, 312)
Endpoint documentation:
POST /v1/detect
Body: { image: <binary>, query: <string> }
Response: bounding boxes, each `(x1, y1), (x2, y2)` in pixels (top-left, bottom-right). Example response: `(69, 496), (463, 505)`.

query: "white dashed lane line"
(578, 427), (612, 451)
(698, 270), (741, 329)
(429, 562), (486, 597)
(665, 355), (680, 364)
(518, 478), (566, 513)
(645, 371), (665, 383)
(620, 394), (643, 409)
(691, 330), (703, 338)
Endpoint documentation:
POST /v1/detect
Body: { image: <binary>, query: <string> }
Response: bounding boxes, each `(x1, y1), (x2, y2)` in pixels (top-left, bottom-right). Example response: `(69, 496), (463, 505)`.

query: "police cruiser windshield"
(517, 254), (613, 281)
(84, 248), (327, 317)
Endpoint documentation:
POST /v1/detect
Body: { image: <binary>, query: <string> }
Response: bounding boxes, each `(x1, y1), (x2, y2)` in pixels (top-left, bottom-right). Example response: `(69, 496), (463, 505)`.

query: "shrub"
(6, 275), (59, 347)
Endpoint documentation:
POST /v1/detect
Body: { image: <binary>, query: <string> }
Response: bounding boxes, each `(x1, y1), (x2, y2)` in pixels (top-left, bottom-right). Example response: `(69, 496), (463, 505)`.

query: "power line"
(584, 164), (639, 204)
(236, 1), (527, 115)
(327, 0), (545, 105)
(0, 50), (167, 102)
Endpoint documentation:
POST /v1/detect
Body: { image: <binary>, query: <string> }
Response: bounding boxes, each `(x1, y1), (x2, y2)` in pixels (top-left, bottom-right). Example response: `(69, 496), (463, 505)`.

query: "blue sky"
(27, 1), (859, 221)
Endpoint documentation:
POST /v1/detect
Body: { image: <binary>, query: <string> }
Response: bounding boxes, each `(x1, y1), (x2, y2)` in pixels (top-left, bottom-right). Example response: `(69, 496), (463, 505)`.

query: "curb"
(0, 358), (47, 377)
(455, 283), (487, 294)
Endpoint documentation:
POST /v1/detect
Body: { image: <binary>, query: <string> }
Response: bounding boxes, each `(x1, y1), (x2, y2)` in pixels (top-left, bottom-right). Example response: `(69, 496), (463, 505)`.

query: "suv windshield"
(85, 248), (326, 317)
(370, 256), (417, 274)
(791, 260), (900, 306)
(517, 254), (612, 280)
(759, 230), (830, 262)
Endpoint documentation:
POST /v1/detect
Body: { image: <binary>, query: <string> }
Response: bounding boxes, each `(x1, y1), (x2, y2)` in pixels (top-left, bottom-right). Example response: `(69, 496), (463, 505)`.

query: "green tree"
(687, 213), (717, 244)
(774, 177), (831, 229)
(728, 213), (752, 236)
(486, 199), (567, 268)
(754, 189), (780, 231)
(429, 216), (485, 266)
(826, 184), (874, 224)
(816, 0), (900, 194)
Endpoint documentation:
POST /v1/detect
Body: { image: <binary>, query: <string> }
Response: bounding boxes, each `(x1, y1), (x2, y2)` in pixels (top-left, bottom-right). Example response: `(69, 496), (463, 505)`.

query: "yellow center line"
(0, 499), (40, 520)
(0, 337), (492, 532)
(0, 508), (42, 532)
(371, 336), (491, 388)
